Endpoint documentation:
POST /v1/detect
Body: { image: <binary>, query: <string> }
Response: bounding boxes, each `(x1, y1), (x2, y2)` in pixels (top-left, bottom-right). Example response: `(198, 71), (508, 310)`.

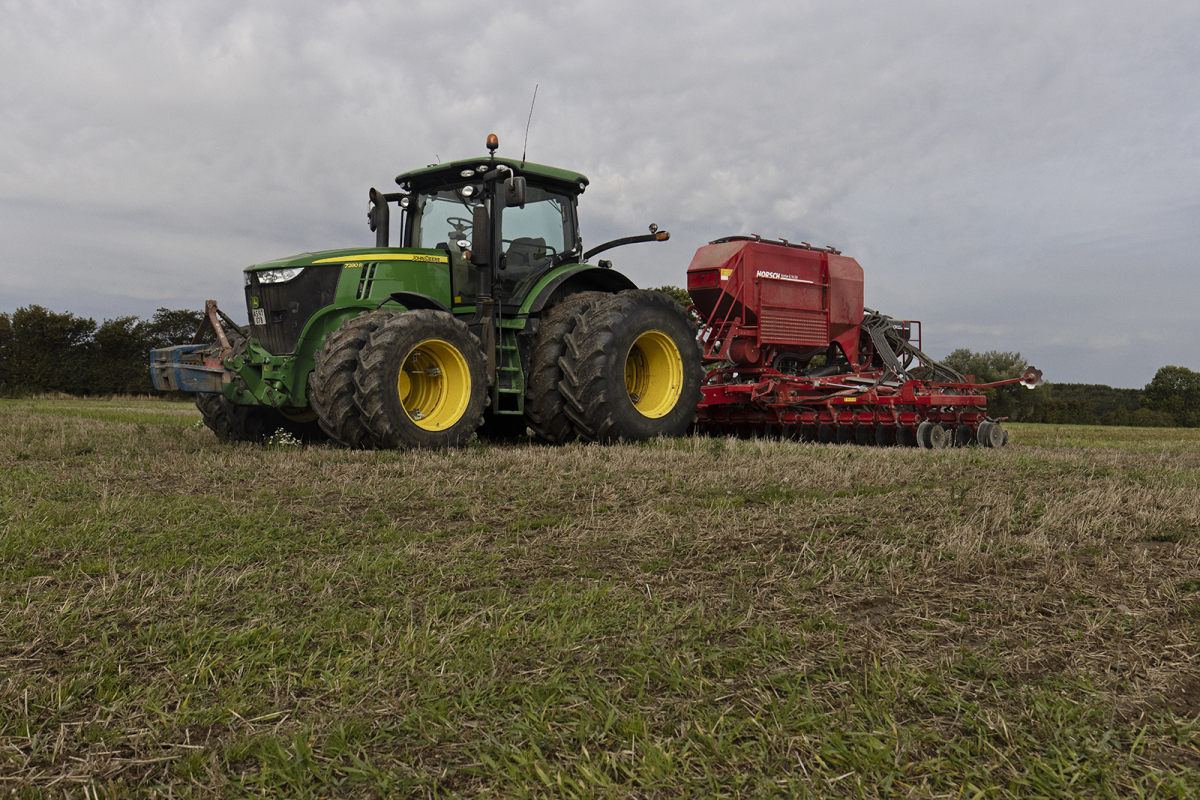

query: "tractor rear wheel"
(559, 290), (703, 442)
(310, 310), (392, 448)
(354, 310), (487, 449)
(525, 291), (608, 443)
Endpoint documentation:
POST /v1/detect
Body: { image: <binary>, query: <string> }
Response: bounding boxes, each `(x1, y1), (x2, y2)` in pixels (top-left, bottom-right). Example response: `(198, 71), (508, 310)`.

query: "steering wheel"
(446, 217), (473, 238)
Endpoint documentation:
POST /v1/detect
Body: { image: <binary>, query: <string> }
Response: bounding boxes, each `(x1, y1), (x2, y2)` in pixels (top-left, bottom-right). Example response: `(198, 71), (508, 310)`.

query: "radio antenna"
(521, 84), (538, 167)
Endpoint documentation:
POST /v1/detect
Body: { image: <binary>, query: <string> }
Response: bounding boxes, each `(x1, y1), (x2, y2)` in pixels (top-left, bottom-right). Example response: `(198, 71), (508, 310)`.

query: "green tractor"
(151, 135), (704, 448)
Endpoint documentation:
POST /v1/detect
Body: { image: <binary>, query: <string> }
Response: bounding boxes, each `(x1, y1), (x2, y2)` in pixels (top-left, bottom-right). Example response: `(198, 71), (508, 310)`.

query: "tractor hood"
(243, 247), (449, 277)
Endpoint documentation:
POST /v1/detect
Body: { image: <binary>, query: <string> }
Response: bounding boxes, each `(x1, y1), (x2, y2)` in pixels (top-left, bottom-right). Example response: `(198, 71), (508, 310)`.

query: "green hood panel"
(244, 247), (450, 272)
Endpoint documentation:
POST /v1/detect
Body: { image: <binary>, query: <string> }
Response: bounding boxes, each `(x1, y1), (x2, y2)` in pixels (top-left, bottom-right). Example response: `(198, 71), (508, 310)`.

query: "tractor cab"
(406, 179), (579, 307)
(370, 138), (589, 312)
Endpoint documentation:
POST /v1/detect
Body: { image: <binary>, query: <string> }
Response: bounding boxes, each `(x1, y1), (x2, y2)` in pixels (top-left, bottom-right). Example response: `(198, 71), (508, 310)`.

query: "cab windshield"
(411, 187), (480, 251)
(410, 183), (575, 302)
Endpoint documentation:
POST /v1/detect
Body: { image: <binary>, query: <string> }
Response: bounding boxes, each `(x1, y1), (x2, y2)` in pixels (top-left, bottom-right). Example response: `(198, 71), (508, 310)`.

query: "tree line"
(941, 349), (1194, 427)
(0, 306), (205, 396)
(2, 302), (1198, 428)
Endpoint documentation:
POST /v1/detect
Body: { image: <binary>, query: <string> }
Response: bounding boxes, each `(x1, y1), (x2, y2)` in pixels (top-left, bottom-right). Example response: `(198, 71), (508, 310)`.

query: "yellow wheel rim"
(624, 330), (684, 419)
(396, 339), (472, 431)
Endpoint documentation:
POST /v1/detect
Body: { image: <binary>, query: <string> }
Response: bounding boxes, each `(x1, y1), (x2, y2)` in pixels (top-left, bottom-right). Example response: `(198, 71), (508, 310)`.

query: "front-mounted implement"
(151, 135), (704, 448)
(687, 236), (1041, 447)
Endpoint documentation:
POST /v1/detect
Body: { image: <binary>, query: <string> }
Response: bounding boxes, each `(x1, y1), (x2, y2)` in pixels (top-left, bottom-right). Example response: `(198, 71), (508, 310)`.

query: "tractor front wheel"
(310, 310), (392, 448)
(354, 310), (487, 449)
(559, 290), (703, 442)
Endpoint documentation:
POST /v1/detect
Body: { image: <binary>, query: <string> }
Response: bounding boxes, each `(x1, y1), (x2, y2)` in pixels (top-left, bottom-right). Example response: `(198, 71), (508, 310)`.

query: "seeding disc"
(928, 423), (949, 449)
(982, 423), (1005, 448)
(916, 421), (933, 449)
(856, 425), (875, 446)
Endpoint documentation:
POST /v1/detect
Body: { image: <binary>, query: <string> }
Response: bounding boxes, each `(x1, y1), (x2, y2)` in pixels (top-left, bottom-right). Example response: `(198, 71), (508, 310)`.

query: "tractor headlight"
(256, 267), (305, 284)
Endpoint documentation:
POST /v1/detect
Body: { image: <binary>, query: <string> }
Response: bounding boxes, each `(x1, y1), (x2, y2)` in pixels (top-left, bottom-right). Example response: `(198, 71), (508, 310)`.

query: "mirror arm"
(583, 230), (670, 261)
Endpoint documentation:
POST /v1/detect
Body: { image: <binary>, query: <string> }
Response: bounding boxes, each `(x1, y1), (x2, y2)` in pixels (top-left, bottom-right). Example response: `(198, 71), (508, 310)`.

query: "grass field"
(2, 397), (1199, 798)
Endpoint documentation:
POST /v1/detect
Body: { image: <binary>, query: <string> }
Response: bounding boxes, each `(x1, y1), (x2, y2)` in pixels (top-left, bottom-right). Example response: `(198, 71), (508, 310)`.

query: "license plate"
(252, 308), (266, 326)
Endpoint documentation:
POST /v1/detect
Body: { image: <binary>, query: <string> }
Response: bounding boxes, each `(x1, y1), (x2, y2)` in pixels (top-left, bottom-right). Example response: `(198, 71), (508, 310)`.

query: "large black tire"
(194, 332), (273, 443)
(309, 310), (392, 448)
(354, 310), (488, 449)
(195, 392), (278, 443)
(558, 290), (704, 442)
(525, 291), (610, 444)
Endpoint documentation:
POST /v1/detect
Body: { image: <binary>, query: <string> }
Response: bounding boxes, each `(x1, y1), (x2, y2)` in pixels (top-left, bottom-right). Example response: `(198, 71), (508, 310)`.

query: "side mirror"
(504, 176), (526, 208)
(470, 205), (489, 266)
(368, 187), (390, 247)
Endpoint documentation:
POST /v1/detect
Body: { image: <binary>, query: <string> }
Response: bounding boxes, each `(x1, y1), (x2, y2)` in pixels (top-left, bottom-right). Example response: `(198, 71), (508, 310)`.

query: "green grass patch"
(0, 401), (1198, 796)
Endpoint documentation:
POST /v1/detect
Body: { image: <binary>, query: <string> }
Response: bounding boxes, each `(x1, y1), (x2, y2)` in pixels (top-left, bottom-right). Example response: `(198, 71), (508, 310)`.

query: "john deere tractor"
(151, 135), (704, 448)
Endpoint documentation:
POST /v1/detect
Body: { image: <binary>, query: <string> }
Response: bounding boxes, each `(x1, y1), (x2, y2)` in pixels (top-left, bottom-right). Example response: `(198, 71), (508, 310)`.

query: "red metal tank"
(686, 236), (863, 365)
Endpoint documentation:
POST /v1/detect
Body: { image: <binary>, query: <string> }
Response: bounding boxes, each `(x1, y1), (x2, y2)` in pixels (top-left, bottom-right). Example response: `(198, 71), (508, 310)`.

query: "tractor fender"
(520, 265), (638, 315)
(387, 291), (451, 314)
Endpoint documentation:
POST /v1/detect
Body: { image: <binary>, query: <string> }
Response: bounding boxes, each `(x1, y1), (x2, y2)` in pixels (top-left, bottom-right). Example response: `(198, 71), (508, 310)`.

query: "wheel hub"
(624, 330), (684, 419)
(397, 339), (471, 431)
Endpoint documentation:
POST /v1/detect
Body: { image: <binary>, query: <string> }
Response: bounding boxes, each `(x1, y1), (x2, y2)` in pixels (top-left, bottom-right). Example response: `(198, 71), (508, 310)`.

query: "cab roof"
(395, 156), (589, 196)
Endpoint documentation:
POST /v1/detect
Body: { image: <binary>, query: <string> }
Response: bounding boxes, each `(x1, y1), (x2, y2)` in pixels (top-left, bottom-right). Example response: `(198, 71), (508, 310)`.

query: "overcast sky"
(2, 0), (1197, 387)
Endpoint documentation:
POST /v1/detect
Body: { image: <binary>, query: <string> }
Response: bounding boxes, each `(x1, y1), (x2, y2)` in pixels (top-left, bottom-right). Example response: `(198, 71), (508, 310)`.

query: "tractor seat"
(505, 237), (547, 269)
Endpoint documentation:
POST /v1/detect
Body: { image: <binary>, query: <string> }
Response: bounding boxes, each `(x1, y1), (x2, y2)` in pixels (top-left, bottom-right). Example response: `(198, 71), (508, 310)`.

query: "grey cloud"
(1, 0), (1197, 386)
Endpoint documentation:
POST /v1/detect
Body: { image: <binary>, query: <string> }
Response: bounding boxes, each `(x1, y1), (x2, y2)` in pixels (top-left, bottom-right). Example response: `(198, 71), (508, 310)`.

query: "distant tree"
(0, 306), (96, 395)
(941, 349), (1026, 384)
(0, 313), (10, 388)
(940, 348), (1046, 421)
(649, 285), (700, 325)
(1050, 384), (1143, 417)
(91, 316), (154, 394)
(1098, 406), (1131, 426)
(144, 308), (208, 349)
(0, 305), (208, 397)
(1130, 407), (1177, 427)
(1142, 365), (1200, 427)
(1041, 398), (1096, 425)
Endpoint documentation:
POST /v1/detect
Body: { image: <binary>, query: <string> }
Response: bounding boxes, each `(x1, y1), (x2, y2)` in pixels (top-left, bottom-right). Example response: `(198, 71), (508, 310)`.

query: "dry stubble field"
(1, 397), (1199, 798)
